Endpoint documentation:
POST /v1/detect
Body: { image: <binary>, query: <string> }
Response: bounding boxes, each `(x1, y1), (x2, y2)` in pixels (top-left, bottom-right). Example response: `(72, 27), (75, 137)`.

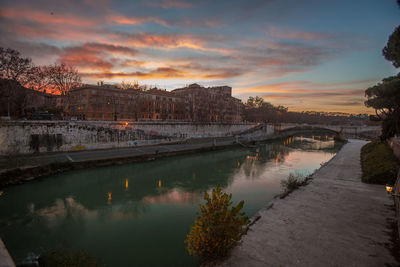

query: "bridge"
(236, 123), (381, 142)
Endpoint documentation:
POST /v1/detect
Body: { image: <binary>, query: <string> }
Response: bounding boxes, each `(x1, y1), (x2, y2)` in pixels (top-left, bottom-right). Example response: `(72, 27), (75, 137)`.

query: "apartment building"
(68, 84), (187, 121)
(172, 83), (243, 122)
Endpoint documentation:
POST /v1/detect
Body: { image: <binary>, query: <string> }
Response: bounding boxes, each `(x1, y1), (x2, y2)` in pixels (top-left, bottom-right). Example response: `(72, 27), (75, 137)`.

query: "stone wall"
(0, 121), (382, 155)
(0, 121), (255, 155)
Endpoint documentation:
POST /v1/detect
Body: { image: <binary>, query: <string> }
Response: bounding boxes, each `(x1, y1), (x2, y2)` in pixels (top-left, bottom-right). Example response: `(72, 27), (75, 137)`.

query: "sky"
(0, 0), (399, 114)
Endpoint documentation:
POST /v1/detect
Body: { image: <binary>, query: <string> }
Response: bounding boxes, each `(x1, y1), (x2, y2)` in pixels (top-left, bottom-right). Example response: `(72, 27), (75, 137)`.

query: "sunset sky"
(0, 0), (399, 114)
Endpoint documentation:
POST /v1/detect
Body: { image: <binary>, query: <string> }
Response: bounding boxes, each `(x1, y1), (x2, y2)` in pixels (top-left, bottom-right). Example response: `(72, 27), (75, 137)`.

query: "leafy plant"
(185, 185), (249, 263)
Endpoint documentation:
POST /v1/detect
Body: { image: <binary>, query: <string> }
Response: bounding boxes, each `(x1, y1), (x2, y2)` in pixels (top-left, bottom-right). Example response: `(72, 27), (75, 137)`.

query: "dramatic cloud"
(1, 0), (397, 113)
(58, 43), (138, 71)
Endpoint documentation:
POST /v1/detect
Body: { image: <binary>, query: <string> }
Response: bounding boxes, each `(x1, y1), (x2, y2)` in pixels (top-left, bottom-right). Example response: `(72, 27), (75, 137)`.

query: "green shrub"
(361, 141), (399, 184)
(38, 248), (102, 267)
(185, 185), (250, 262)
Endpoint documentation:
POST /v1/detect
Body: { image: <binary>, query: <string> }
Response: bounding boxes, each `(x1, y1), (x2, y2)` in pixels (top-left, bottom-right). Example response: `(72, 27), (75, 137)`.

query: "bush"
(361, 141), (399, 184)
(185, 185), (249, 263)
(280, 173), (305, 192)
(38, 248), (102, 267)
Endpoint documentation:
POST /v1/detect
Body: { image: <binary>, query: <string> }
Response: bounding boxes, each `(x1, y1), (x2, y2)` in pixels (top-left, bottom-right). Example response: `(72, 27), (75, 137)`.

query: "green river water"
(0, 136), (343, 266)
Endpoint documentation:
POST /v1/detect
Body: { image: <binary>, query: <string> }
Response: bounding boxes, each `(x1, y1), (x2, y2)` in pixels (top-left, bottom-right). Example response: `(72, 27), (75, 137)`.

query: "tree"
(47, 63), (82, 95)
(119, 80), (140, 90)
(24, 66), (51, 92)
(365, 5), (400, 139)
(383, 25), (400, 68)
(365, 74), (400, 139)
(185, 185), (249, 263)
(0, 47), (33, 117)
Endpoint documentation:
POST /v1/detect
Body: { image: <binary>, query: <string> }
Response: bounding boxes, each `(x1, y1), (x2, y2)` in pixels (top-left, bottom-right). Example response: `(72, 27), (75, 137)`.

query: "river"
(0, 135), (343, 266)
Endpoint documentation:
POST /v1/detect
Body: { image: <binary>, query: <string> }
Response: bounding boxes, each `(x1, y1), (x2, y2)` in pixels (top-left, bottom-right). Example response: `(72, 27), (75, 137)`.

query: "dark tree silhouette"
(0, 47), (33, 117)
(47, 63), (81, 96)
(365, 74), (400, 139)
(383, 26), (400, 68)
(365, 4), (400, 139)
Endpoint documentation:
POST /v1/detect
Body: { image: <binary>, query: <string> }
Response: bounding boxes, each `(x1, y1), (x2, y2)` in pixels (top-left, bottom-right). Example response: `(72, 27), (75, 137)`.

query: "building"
(67, 84), (187, 121)
(172, 83), (243, 122)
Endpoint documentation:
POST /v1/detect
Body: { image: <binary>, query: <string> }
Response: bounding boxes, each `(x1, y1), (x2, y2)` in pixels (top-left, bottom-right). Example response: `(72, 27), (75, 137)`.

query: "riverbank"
(0, 138), (242, 188)
(222, 139), (399, 266)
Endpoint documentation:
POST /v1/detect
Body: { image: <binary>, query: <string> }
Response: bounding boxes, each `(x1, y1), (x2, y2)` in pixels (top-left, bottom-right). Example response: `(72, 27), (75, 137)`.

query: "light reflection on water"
(0, 136), (343, 266)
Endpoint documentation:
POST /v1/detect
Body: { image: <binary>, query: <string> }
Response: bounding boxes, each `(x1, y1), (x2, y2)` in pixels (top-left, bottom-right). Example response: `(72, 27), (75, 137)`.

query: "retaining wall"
(0, 121), (254, 155)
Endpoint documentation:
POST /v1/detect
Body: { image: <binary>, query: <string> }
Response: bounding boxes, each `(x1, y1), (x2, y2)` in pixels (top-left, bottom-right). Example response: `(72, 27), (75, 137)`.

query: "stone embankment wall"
(0, 121), (255, 155)
(0, 121), (381, 155)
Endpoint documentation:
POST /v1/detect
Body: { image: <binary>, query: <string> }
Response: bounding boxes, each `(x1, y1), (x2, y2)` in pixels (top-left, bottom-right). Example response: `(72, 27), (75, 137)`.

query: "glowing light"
(0, 191), (3, 196)
(108, 192), (112, 202)
(125, 178), (129, 190)
(125, 122), (129, 126)
(158, 179), (162, 188)
(386, 185), (393, 193)
(237, 161), (240, 167)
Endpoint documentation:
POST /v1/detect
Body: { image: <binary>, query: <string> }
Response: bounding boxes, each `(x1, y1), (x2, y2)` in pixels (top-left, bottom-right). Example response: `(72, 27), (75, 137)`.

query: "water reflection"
(143, 189), (200, 205)
(0, 136), (344, 266)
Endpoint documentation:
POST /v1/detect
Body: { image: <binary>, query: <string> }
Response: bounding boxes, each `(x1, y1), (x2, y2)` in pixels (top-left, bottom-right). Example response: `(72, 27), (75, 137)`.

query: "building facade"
(67, 83), (243, 122)
(68, 84), (187, 121)
(172, 83), (243, 122)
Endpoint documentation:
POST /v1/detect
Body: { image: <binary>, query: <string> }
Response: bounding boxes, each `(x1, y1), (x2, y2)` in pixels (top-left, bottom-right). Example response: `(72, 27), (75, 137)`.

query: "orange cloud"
(107, 15), (169, 27)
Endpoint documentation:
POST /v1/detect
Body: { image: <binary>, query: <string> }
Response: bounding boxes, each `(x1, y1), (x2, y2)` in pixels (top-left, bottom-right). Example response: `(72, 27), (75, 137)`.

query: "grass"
(361, 140), (399, 185)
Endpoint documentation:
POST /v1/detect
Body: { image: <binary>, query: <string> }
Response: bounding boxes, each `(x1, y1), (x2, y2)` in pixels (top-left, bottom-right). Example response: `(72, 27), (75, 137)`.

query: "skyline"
(0, 0), (399, 114)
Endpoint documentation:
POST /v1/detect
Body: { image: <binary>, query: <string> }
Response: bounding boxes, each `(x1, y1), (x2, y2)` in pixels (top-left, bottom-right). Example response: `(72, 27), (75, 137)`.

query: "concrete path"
(223, 139), (398, 267)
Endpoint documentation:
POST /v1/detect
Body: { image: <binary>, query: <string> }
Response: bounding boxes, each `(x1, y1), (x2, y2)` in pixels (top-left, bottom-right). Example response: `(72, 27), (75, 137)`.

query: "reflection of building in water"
(32, 197), (98, 225)
(30, 196), (149, 225)
(142, 189), (201, 205)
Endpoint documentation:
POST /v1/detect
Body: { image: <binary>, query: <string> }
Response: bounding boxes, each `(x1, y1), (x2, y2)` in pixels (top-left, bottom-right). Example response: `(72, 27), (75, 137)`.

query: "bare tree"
(48, 63), (82, 95)
(119, 80), (140, 90)
(23, 66), (51, 92)
(0, 47), (33, 117)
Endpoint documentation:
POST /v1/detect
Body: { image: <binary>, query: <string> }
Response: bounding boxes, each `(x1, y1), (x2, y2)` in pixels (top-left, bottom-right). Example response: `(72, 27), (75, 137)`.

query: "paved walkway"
(223, 139), (398, 266)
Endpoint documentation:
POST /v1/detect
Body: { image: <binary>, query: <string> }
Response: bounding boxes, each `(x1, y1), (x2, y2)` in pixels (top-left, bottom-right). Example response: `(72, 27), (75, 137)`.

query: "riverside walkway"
(223, 139), (398, 266)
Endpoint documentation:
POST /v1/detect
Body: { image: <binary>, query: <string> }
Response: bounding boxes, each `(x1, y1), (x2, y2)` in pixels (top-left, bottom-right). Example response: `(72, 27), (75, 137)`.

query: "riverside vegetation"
(185, 185), (249, 264)
(361, 140), (399, 185)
